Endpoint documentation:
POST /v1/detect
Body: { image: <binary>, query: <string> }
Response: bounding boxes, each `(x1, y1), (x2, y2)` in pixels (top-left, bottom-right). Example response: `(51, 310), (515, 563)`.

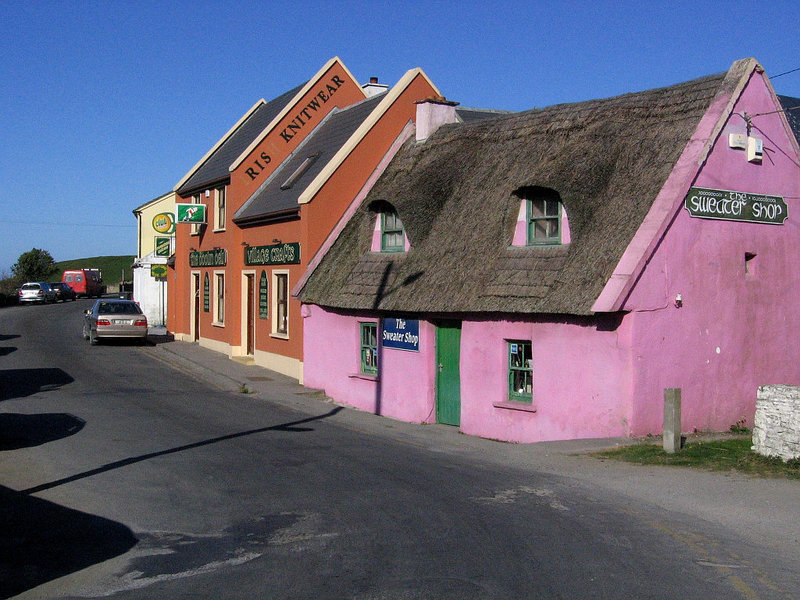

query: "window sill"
(493, 401), (537, 413)
(213, 228), (226, 233)
(270, 332), (289, 340)
(348, 372), (379, 382)
(212, 321), (225, 328)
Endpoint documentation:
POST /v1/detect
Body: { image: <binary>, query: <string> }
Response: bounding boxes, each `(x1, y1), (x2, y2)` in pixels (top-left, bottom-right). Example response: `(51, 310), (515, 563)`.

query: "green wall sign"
(189, 249), (227, 267)
(150, 264), (168, 278)
(203, 273), (210, 312)
(155, 236), (171, 257)
(259, 270), (268, 319)
(684, 187), (787, 225)
(244, 242), (301, 266)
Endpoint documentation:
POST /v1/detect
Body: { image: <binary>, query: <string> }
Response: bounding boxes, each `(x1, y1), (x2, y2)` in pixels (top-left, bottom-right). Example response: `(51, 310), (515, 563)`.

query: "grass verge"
(594, 436), (800, 479)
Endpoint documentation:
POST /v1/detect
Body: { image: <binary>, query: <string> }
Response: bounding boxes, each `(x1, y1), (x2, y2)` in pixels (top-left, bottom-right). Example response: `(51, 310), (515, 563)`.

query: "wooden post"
(663, 388), (682, 454)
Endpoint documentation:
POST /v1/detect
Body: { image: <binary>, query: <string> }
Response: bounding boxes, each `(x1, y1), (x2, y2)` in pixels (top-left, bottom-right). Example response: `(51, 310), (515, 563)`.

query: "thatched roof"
(298, 60), (753, 316)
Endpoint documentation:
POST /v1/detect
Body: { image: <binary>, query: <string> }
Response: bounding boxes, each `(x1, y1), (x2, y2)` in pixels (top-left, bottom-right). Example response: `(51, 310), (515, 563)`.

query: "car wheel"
(89, 330), (98, 345)
(82, 323), (89, 340)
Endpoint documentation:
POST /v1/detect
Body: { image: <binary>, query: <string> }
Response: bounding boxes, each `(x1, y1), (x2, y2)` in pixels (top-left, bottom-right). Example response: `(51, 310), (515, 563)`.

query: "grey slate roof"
(233, 93), (386, 224)
(298, 61), (752, 316)
(176, 83), (306, 196)
(778, 95), (800, 145)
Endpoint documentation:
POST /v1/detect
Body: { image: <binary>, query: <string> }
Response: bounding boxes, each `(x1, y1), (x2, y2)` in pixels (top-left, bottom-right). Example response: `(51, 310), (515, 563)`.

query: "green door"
(436, 321), (462, 426)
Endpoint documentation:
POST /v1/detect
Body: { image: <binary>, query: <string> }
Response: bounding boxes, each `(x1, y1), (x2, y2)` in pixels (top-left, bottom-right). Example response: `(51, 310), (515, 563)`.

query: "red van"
(62, 269), (105, 298)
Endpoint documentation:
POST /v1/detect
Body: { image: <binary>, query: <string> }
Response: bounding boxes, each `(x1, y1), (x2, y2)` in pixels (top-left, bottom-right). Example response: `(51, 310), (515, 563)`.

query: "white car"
(18, 282), (57, 304)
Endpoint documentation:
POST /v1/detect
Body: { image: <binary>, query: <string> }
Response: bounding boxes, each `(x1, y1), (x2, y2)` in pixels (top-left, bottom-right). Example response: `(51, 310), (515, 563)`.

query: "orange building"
(168, 57), (440, 381)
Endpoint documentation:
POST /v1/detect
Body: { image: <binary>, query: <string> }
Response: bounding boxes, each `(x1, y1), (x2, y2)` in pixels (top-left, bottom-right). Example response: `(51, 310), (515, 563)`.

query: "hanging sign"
(381, 318), (419, 352)
(150, 264), (168, 278)
(176, 203), (207, 224)
(152, 212), (176, 234)
(684, 187), (787, 225)
(189, 249), (227, 267)
(244, 242), (301, 266)
(155, 236), (171, 257)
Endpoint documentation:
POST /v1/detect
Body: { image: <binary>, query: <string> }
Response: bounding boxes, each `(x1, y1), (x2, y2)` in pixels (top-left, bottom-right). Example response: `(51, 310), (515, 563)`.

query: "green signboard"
(155, 236), (171, 257)
(203, 273), (210, 312)
(259, 270), (268, 319)
(684, 187), (787, 225)
(150, 264), (168, 278)
(244, 242), (301, 266)
(176, 203), (207, 224)
(189, 249), (227, 267)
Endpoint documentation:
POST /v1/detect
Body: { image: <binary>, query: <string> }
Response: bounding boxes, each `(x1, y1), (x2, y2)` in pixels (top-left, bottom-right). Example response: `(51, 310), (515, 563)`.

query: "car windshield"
(96, 302), (142, 315)
(22, 284), (40, 290)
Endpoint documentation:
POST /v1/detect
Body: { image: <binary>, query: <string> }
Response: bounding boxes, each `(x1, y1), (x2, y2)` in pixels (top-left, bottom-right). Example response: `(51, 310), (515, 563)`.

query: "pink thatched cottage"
(296, 58), (800, 443)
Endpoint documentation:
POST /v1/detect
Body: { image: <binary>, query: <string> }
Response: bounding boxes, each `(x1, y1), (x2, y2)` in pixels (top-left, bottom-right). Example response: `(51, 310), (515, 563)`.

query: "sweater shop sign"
(684, 187), (787, 225)
(381, 318), (419, 352)
(244, 242), (301, 266)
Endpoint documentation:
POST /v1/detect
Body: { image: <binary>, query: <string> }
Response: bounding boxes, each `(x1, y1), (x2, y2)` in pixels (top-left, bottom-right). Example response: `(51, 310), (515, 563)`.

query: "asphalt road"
(1, 300), (798, 599)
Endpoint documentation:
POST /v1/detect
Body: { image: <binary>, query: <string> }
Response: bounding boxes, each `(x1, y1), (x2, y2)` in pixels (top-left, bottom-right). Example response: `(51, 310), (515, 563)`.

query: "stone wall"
(752, 385), (800, 461)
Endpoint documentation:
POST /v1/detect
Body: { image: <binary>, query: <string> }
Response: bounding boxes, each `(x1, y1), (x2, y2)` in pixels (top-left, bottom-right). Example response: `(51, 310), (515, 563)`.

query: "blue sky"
(1, 0), (799, 275)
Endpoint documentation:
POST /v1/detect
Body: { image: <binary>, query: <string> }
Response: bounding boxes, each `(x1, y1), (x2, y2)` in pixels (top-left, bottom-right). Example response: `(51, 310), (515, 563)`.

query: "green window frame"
(508, 341), (533, 403)
(360, 322), (378, 375)
(527, 196), (561, 245)
(381, 210), (405, 252)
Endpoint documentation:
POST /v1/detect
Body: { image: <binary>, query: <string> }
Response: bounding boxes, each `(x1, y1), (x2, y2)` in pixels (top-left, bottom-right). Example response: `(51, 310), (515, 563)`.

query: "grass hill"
(51, 256), (136, 284)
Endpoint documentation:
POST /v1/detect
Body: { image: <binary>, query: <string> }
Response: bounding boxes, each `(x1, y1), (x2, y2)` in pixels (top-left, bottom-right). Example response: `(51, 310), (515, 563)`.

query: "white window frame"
(214, 186), (226, 232)
(213, 270), (225, 326)
(271, 270), (289, 338)
(191, 194), (202, 235)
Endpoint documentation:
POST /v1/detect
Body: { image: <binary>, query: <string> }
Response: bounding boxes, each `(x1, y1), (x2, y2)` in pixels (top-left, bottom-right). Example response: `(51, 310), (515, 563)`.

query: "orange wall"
(168, 65), (438, 378)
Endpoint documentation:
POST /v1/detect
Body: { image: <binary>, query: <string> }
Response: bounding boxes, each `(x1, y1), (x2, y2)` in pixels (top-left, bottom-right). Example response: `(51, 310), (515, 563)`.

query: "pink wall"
(624, 70), (800, 435)
(304, 306), (632, 442)
(458, 317), (631, 443)
(302, 304), (436, 423)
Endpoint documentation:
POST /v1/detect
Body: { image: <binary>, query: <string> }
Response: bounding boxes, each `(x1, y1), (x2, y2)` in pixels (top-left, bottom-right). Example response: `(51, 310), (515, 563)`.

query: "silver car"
(19, 282), (57, 304)
(83, 299), (148, 345)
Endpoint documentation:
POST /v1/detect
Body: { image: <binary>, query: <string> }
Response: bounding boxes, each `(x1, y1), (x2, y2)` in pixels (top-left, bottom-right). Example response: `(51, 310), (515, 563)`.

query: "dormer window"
(381, 209), (406, 252)
(511, 187), (568, 247)
(527, 195), (560, 245)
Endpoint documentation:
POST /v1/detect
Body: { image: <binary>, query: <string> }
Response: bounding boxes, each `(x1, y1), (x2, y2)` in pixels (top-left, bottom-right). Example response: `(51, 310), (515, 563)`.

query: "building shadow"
(0, 413), (86, 451)
(0, 485), (138, 599)
(0, 368), (74, 402)
(0, 347), (16, 357)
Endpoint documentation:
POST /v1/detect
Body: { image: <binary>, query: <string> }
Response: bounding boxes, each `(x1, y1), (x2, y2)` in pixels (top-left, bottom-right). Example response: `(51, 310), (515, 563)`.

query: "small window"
(191, 194), (202, 235)
(273, 272), (289, 336)
(508, 341), (533, 403)
(360, 322), (378, 375)
(215, 186), (226, 231)
(381, 209), (406, 252)
(214, 272), (225, 324)
(527, 195), (561, 245)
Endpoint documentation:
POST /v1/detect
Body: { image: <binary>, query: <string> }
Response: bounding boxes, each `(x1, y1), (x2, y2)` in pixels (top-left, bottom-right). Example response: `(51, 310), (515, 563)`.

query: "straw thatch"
(298, 60), (753, 316)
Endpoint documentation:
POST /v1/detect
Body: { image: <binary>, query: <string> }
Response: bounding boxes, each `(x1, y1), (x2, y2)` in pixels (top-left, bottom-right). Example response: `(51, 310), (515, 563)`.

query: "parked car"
(18, 282), (57, 304)
(82, 299), (148, 345)
(50, 282), (77, 302)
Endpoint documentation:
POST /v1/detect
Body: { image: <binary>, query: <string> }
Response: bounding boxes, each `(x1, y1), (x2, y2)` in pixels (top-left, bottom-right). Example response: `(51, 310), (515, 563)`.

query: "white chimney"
(362, 76), (389, 97)
(415, 96), (460, 142)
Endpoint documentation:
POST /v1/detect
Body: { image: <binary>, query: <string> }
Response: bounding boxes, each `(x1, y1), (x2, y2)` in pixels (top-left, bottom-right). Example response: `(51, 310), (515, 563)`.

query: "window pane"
(530, 199), (545, 218)
(545, 199), (559, 216)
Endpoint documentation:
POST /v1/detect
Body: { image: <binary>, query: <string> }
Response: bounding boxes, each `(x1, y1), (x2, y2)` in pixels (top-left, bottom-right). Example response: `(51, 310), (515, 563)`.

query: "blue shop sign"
(381, 318), (419, 352)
